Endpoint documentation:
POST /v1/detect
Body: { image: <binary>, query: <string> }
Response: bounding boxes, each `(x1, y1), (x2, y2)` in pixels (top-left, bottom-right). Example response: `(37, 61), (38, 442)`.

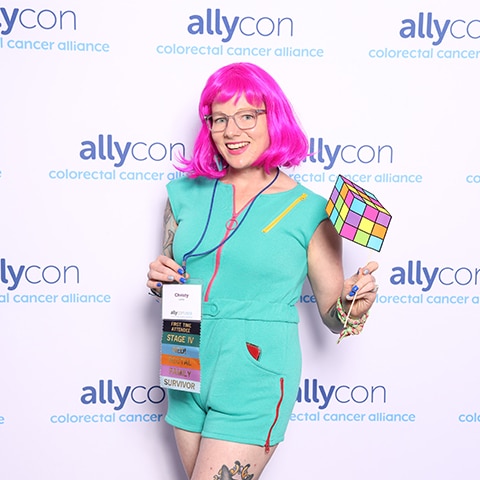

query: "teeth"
(227, 142), (249, 150)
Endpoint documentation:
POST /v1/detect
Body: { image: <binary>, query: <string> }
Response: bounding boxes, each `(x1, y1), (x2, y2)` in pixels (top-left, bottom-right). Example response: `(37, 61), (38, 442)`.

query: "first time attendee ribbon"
(160, 283), (202, 393)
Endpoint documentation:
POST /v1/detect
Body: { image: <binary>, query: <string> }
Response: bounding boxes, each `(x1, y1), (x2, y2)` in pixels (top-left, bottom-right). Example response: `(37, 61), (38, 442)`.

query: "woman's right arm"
(146, 198), (186, 293)
(162, 198), (177, 259)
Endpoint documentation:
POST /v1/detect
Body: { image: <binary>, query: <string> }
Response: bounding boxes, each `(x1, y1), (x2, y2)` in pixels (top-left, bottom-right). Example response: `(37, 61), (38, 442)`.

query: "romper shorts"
(164, 298), (302, 448)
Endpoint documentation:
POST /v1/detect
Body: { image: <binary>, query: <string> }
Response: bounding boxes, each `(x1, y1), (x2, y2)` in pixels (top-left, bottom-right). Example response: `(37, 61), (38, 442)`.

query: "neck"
(221, 167), (278, 188)
(220, 167), (280, 212)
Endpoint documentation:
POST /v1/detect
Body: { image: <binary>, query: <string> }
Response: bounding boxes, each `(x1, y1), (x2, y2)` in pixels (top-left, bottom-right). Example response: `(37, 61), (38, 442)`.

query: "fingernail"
(178, 268), (185, 275)
(347, 285), (359, 298)
(156, 282), (162, 288)
(179, 277), (186, 284)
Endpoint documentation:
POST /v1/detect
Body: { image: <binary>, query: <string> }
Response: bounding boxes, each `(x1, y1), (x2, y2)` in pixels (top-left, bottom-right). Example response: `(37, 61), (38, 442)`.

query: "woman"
(147, 62), (378, 480)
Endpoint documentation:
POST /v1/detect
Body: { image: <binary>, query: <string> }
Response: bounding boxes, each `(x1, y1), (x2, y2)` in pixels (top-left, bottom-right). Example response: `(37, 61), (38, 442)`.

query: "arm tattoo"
(328, 304), (338, 320)
(213, 461), (254, 480)
(162, 199), (177, 259)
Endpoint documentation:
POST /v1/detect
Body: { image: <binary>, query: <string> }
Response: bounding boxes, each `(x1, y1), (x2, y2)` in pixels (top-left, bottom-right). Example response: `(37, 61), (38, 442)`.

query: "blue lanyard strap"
(182, 168), (280, 273)
(181, 179), (220, 270)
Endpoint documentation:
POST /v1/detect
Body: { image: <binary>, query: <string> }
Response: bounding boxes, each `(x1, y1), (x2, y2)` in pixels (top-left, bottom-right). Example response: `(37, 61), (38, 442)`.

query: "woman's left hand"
(341, 261), (379, 317)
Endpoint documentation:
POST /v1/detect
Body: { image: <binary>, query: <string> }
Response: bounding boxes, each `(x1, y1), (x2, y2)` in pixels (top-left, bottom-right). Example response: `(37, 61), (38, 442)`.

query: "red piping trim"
(203, 240), (226, 302)
(203, 185), (255, 302)
(264, 377), (284, 453)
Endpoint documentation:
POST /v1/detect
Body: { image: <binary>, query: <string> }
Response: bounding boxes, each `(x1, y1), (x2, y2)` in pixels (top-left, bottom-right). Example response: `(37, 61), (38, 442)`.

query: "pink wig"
(177, 62), (309, 178)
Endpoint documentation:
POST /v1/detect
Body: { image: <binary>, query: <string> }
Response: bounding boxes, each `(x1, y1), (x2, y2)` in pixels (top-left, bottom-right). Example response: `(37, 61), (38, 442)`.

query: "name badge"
(160, 283), (202, 393)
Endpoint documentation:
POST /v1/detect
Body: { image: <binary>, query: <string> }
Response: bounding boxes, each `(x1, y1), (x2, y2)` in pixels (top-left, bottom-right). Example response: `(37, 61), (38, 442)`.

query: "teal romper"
(164, 175), (328, 448)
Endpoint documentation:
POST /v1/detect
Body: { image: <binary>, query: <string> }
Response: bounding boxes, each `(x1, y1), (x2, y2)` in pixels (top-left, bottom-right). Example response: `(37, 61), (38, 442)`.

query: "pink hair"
(177, 62), (309, 178)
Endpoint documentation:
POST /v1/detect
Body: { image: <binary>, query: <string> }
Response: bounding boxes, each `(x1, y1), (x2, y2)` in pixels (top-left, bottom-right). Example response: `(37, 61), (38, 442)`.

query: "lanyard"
(181, 168), (280, 273)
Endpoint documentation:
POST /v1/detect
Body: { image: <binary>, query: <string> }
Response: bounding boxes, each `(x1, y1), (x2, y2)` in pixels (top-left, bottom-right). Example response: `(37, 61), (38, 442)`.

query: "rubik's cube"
(326, 175), (392, 251)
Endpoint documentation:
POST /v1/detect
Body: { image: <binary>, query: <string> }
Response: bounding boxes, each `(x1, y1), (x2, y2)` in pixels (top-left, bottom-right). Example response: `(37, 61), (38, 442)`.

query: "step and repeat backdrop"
(1, 1), (479, 478)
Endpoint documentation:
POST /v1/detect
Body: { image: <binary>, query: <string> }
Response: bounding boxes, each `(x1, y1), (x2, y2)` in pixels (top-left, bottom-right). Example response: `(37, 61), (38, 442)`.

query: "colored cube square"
(326, 175), (392, 251)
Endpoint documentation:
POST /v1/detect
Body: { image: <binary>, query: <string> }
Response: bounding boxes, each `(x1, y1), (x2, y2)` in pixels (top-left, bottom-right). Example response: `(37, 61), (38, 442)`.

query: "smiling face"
(210, 94), (270, 171)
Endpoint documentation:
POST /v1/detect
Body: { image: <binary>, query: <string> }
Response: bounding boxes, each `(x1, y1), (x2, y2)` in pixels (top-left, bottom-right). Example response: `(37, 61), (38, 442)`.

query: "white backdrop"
(1, 1), (480, 478)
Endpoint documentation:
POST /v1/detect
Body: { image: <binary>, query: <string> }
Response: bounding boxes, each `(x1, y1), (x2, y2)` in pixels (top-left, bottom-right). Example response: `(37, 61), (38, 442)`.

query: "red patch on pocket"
(246, 342), (261, 360)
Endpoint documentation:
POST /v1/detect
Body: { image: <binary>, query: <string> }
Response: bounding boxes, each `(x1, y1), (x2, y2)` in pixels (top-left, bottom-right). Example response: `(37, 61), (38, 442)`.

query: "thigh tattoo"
(213, 460), (254, 480)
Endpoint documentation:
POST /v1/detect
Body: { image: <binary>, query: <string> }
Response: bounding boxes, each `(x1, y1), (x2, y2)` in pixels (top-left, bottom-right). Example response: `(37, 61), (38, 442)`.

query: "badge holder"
(160, 279), (203, 393)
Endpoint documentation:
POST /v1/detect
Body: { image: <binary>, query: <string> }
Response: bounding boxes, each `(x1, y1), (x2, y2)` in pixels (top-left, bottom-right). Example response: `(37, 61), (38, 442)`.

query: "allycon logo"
(390, 260), (480, 292)
(296, 379), (387, 409)
(0, 7), (77, 35)
(400, 12), (480, 45)
(80, 380), (166, 411)
(305, 138), (393, 170)
(0, 258), (80, 291)
(80, 134), (186, 168)
(187, 8), (294, 43)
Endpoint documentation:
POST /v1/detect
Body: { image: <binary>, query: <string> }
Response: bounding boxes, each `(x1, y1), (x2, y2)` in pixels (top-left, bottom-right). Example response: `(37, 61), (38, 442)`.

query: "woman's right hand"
(146, 254), (187, 292)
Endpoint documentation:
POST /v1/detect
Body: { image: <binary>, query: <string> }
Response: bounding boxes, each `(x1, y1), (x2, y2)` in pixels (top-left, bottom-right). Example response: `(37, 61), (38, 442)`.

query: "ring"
(167, 275), (175, 282)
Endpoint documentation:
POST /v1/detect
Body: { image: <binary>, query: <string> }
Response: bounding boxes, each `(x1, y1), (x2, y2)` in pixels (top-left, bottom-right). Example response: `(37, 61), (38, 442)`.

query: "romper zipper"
(264, 377), (285, 453)
(262, 193), (308, 233)
(204, 186), (252, 302)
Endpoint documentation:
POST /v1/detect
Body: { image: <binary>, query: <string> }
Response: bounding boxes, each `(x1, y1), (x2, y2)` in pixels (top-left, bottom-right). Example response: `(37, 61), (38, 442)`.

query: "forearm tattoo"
(162, 199), (177, 259)
(213, 461), (254, 480)
(329, 304), (339, 321)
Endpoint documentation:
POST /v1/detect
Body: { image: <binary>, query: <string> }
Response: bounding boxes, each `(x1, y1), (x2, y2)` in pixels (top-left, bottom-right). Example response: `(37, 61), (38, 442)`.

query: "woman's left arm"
(307, 219), (379, 334)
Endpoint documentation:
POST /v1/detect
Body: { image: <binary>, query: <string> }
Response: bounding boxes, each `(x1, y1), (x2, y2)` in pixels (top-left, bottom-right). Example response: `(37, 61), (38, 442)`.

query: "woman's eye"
(213, 117), (227, 125)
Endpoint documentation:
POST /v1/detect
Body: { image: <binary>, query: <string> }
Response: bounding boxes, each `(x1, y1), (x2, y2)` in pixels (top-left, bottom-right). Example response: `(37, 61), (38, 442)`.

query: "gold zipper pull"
(262, 193), (308, 233)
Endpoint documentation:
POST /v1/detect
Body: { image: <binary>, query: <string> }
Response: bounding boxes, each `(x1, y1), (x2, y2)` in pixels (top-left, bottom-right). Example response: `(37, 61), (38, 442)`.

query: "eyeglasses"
(204, 109), (266, 133)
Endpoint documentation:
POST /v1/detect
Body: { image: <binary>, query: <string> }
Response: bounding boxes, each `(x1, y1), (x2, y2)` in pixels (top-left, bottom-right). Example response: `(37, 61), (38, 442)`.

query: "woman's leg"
(190, 437), (277, 480)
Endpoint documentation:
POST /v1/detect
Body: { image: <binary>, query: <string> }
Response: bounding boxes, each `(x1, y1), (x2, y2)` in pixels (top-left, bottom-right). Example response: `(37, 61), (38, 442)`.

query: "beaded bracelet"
(336, 297), (369, 344)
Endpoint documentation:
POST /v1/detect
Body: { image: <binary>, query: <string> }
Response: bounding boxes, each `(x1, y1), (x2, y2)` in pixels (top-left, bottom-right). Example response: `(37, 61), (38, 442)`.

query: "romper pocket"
(242, 321), (300, 377)
(246, 342), (261, 361)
